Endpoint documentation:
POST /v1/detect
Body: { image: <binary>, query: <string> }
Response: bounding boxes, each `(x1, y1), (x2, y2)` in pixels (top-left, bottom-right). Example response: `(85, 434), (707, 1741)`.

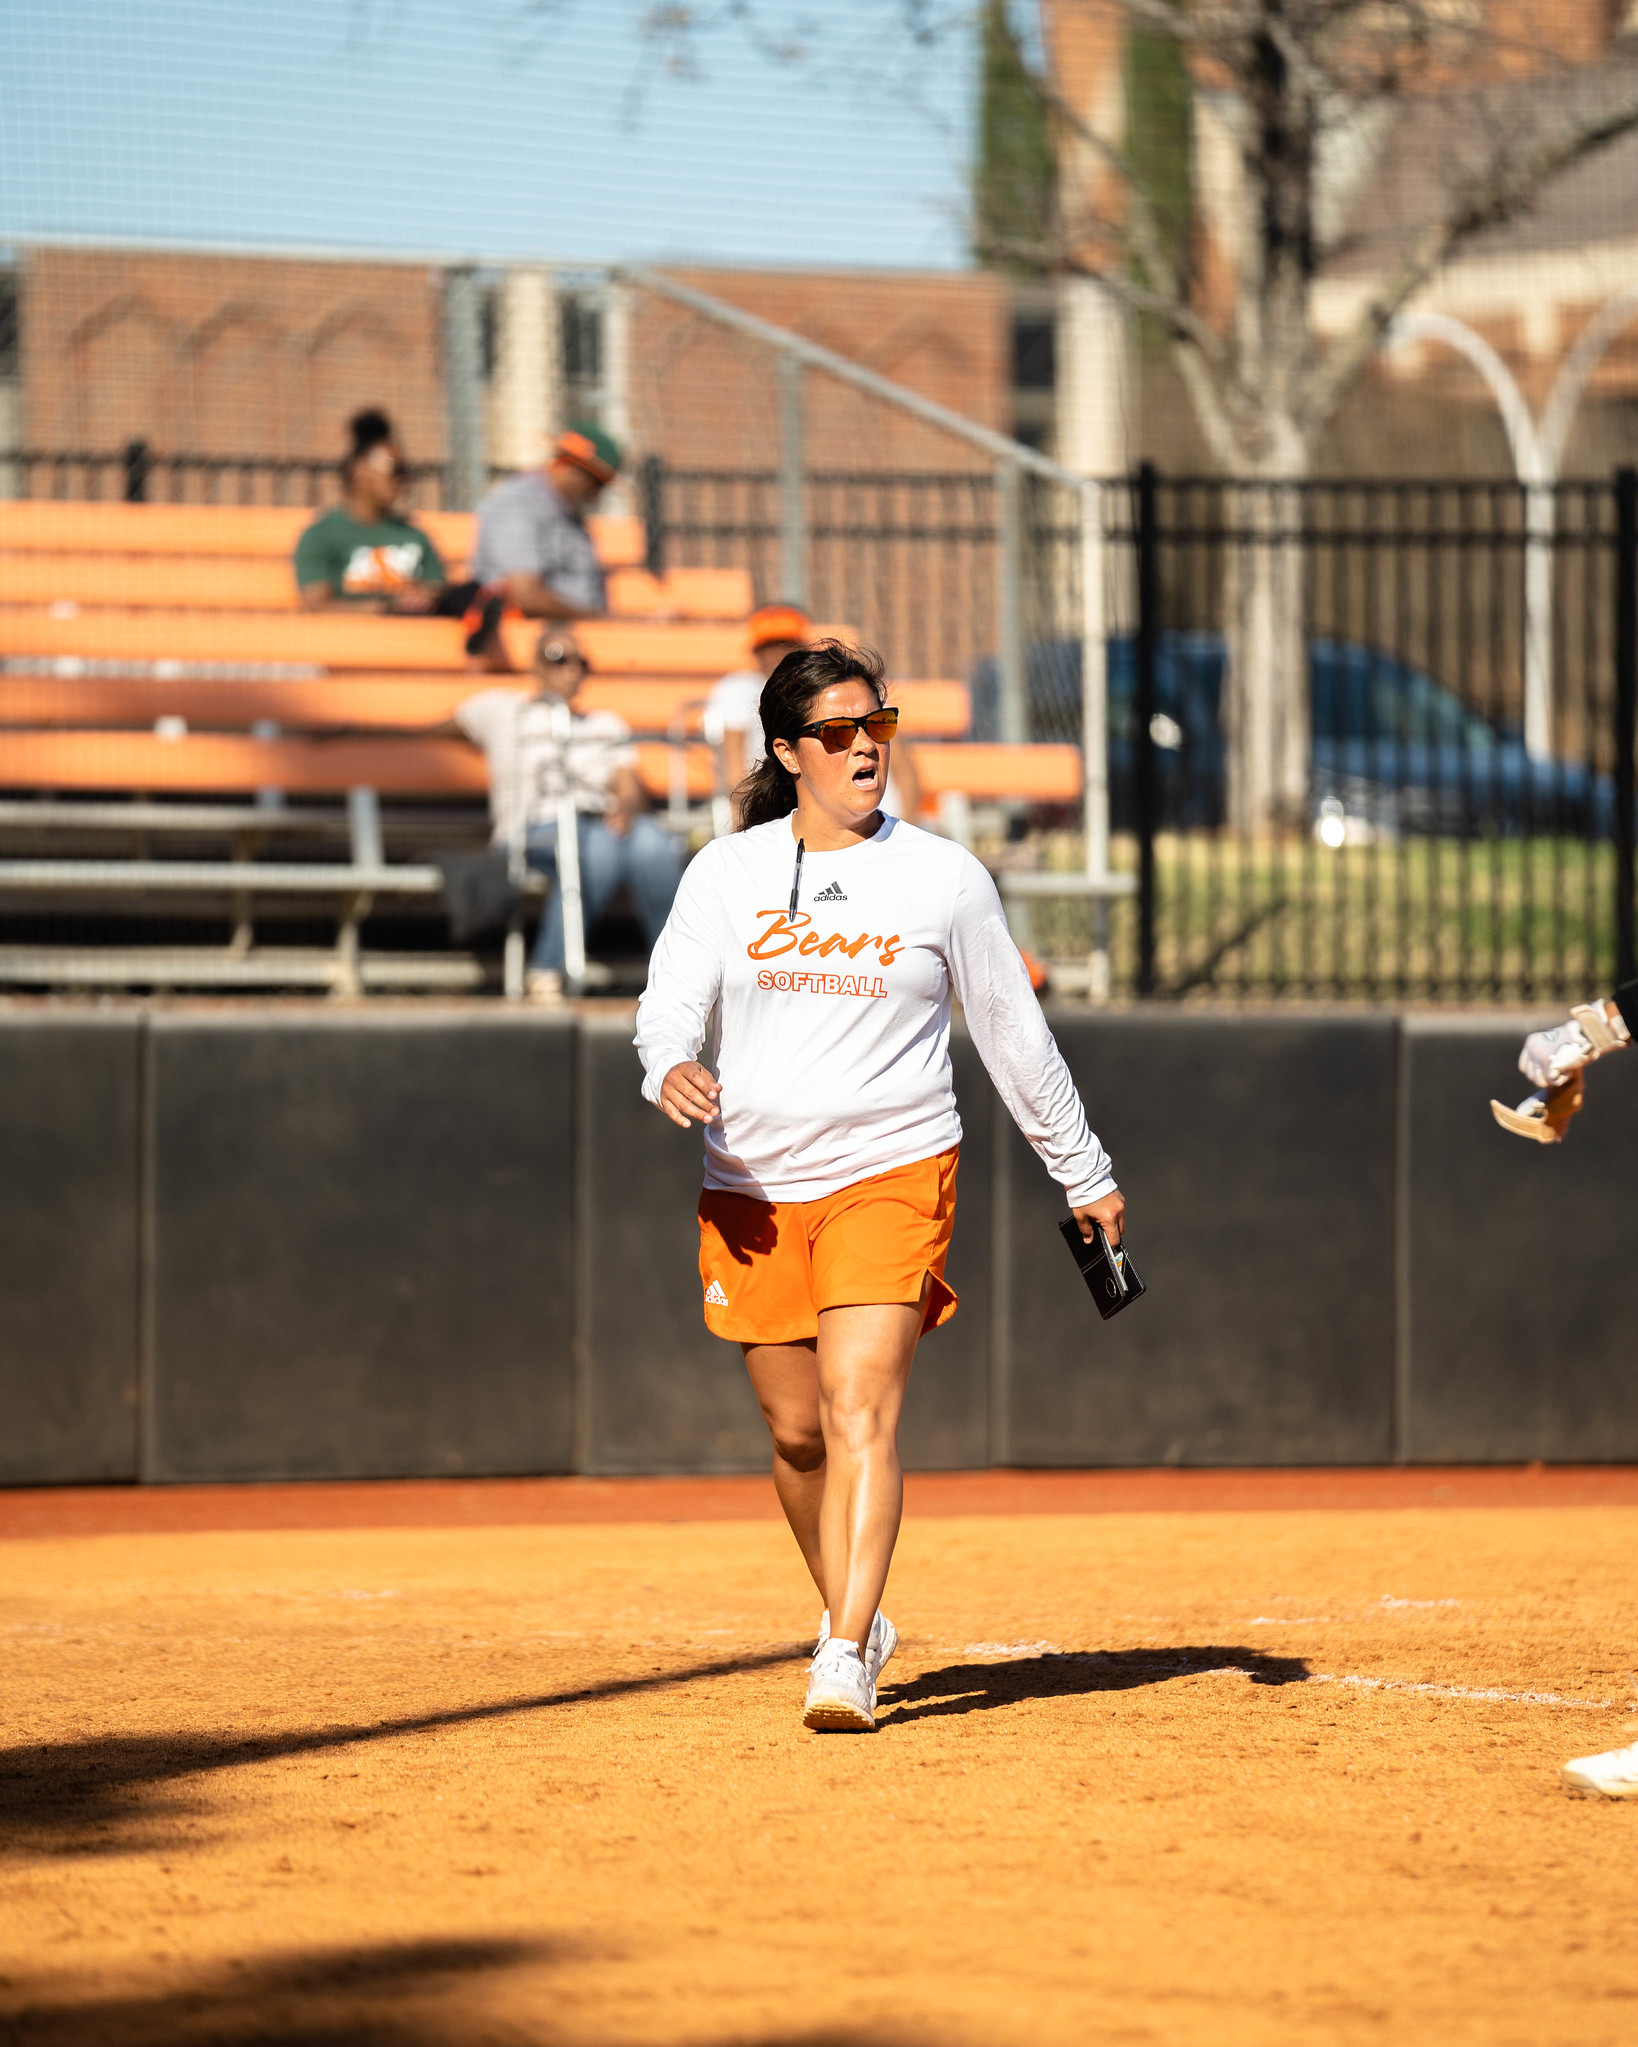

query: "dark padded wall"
(897, 1032), (994, 1469)
(149, 1013), (576, 1480)
(580, 1023), (995, 1475)
(0, 1016), (140, 1484)
(1005, 1012), (1398, 1466)
(20, 1005), (1638, 1487)
(580, 1018), (767, 1474)
(1403, 1020), (1638, 1460)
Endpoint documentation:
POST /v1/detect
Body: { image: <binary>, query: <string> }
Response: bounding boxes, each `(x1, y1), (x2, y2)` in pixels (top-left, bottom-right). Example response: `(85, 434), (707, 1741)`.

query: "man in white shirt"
(704, 603), (922, 831)
(704, 603), (812, 815)
(455, 630), (683, 1002)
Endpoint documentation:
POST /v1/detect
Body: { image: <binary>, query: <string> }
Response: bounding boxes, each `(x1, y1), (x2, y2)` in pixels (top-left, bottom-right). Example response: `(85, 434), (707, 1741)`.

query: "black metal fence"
(646, 459), (1638, 1005)
(641, 460), (1006, 686)
(3, 440), (455, 510)
(1099, 469), (1637, 1004)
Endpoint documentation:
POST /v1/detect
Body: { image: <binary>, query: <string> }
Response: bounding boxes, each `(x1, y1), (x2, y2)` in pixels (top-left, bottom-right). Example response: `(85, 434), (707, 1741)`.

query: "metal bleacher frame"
(0, 789), (485, 995)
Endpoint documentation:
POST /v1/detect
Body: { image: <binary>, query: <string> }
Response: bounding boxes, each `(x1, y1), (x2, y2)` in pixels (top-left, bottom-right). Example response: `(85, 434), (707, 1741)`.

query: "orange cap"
(748, 603), (812, 651)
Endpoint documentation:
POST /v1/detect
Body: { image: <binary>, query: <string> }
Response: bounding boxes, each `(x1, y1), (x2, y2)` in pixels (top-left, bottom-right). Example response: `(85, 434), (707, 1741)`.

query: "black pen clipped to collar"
(788, 837), (804, 921)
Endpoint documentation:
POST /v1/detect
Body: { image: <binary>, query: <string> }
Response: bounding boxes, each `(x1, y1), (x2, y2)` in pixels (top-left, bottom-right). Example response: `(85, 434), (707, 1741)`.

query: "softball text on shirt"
(634, 814), (1116, 1208)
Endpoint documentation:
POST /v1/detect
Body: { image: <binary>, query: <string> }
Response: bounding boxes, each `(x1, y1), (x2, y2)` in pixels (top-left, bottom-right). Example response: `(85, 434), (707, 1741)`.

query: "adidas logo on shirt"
(704, 1280), (728, 1306)
(812, 880), (848, 903)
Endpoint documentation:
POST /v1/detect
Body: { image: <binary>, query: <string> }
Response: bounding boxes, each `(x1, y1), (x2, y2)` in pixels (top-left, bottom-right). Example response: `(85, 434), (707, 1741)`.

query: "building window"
(1013, 313), (1055, 391)
(0, 269), (18, 381)
(562, 297), (602, 385)
(560, 294), (604, 424)
(479, 284), (498, 382)
(1009, 291), (1057, 450)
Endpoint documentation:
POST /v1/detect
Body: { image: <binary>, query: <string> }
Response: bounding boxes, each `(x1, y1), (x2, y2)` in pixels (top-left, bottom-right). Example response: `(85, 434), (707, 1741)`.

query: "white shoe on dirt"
(866, 1612), (898, 1689)
(1562, 1740), (1638, 1798)
(815, 1608), (897, 1688)
(803, 1638), (876, 1732)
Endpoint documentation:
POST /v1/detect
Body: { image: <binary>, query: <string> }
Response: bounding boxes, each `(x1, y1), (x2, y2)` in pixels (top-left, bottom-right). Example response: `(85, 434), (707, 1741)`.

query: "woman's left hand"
(1072, 1190), (1125, 1247)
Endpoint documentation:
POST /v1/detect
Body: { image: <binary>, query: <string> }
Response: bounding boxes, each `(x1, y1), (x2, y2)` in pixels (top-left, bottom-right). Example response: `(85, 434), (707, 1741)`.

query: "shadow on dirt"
(1, 1934), (940, 2047)
(876, 1645), (1311, 1726)
(0, 1644), (808, 1859)
(0, 1934), (553, 2047)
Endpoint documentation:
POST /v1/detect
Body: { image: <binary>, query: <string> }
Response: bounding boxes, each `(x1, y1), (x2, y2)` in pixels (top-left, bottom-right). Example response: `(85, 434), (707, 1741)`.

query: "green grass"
(1002, 830), (1618, 1004)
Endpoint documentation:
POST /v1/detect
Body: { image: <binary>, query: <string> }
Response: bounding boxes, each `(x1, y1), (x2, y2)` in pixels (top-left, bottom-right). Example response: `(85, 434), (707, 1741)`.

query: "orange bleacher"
(0, 500), (1089, 995)
(0, 674), (973, 744)
(0, 731), (1068, 808)
(0, 556), (750, 622)
(0, 501), (645, 569)
(0, 502), (1082, 812)
(0, 609), (759, 675)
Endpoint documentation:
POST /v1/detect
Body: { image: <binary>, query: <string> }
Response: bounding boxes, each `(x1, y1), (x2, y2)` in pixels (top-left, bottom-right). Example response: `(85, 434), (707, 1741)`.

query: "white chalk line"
(958, 1644), (1613, 1711)
(1301, 1673), (1611, 1710)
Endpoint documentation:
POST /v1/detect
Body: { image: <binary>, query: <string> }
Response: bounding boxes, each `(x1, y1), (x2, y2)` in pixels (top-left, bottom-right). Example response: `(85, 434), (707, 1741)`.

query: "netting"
(5, 2), (1638, 998)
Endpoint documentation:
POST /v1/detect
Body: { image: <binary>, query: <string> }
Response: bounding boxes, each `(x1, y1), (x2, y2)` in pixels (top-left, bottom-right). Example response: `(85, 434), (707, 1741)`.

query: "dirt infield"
(6, 1494), (1638, 2044)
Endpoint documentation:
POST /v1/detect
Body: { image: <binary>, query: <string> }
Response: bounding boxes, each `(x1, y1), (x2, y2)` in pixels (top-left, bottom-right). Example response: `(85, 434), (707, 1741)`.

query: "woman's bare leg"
(817, 1281), (929, 1655)
(743, 1340), (827, 1601)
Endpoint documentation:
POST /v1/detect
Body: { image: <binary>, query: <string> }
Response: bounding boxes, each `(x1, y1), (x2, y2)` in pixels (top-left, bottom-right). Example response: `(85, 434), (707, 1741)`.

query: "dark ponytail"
(735, 639), (888, 830)
(343, 406), (395, 481)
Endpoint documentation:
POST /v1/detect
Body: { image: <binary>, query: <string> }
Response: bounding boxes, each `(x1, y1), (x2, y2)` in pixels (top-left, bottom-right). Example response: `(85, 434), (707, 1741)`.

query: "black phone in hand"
(1058, 1217), (1146, 1320)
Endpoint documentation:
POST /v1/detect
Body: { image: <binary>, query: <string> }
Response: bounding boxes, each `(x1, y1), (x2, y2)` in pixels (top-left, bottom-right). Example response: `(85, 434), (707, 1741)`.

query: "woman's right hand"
(658, 1061), (722, 1129)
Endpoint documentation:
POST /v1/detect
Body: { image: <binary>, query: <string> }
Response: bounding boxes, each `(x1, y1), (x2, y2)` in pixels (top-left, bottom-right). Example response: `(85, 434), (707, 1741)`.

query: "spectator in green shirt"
(294, 409), (505, 655)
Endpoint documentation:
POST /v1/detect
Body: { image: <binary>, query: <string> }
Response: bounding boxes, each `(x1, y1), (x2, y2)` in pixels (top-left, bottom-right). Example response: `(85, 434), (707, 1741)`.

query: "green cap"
(557, 420), (624, 482)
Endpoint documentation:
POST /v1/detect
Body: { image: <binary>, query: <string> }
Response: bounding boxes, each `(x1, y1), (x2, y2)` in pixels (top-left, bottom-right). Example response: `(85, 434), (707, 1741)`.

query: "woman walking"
(634, 641), (1124, 1732)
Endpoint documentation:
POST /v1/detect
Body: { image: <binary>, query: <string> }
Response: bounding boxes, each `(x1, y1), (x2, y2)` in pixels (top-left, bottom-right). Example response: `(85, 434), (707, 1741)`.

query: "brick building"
(625, 268), (1011, 474)
(14, 247), (450, 465)
(1, 246), (1018, 495)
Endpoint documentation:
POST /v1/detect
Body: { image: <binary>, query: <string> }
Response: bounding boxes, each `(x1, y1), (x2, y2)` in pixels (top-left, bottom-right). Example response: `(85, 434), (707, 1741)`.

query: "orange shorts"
(697, 1148), (960, 1345)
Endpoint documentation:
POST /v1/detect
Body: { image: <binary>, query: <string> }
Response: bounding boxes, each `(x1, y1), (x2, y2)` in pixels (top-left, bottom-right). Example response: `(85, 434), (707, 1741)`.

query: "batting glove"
(1519, 1001), (1630, 1088)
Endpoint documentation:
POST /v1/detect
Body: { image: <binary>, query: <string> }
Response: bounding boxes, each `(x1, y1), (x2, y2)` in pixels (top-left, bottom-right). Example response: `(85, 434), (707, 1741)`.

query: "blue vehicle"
(1307, 641), (1613, 838)
(969, 636), (1613, 836)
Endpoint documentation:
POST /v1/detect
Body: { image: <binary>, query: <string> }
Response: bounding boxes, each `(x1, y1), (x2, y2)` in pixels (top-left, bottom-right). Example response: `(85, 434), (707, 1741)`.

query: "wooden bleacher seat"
(0, 556), (752, 621)
(0, 732), (1075, 825)
(603, 567), (753, 621)
(0, 610), (769, 674)
(0, 501), (646, 569)
(0, 673), (973, 745)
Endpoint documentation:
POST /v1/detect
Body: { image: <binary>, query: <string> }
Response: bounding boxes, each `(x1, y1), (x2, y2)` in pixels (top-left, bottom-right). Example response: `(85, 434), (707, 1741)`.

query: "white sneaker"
(803, 1638), (876, 1732)
(1561, 1739), (1638, 1797)
(815, 1608), (897, 1689)
(866, 1612), (898, 1689)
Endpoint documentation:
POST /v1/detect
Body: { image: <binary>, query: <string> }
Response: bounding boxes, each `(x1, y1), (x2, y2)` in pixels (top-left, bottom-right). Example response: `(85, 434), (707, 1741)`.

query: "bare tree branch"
(982, 217), (1235, 370)
(1304, 71), (1638, 431)
(1091, 0), (1261, 52)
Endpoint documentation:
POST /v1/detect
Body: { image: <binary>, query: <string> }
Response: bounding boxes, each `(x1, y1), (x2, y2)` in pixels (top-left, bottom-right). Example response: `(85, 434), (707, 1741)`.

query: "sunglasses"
(537, 640), (586, 667)
(794, 707), (899, 751)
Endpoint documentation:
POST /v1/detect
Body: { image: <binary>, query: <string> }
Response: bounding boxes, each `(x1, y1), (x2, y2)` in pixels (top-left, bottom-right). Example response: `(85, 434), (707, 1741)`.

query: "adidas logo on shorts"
(813, 880), (848, 902)
(704, 1280), (728, 1305)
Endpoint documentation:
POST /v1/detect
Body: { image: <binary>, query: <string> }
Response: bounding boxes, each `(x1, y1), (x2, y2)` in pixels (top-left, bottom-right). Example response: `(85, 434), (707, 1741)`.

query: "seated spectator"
(455, 628), (683, 1005)
(705, 602), (923, 829)
(470, 425), (622, 650)
(295, 408), (504, 654)
(705, 602), (811, 805)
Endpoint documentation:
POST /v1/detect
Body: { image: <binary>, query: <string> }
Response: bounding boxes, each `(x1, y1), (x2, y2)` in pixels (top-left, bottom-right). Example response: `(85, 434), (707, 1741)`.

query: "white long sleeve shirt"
(634, 815), (1116, 1208)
